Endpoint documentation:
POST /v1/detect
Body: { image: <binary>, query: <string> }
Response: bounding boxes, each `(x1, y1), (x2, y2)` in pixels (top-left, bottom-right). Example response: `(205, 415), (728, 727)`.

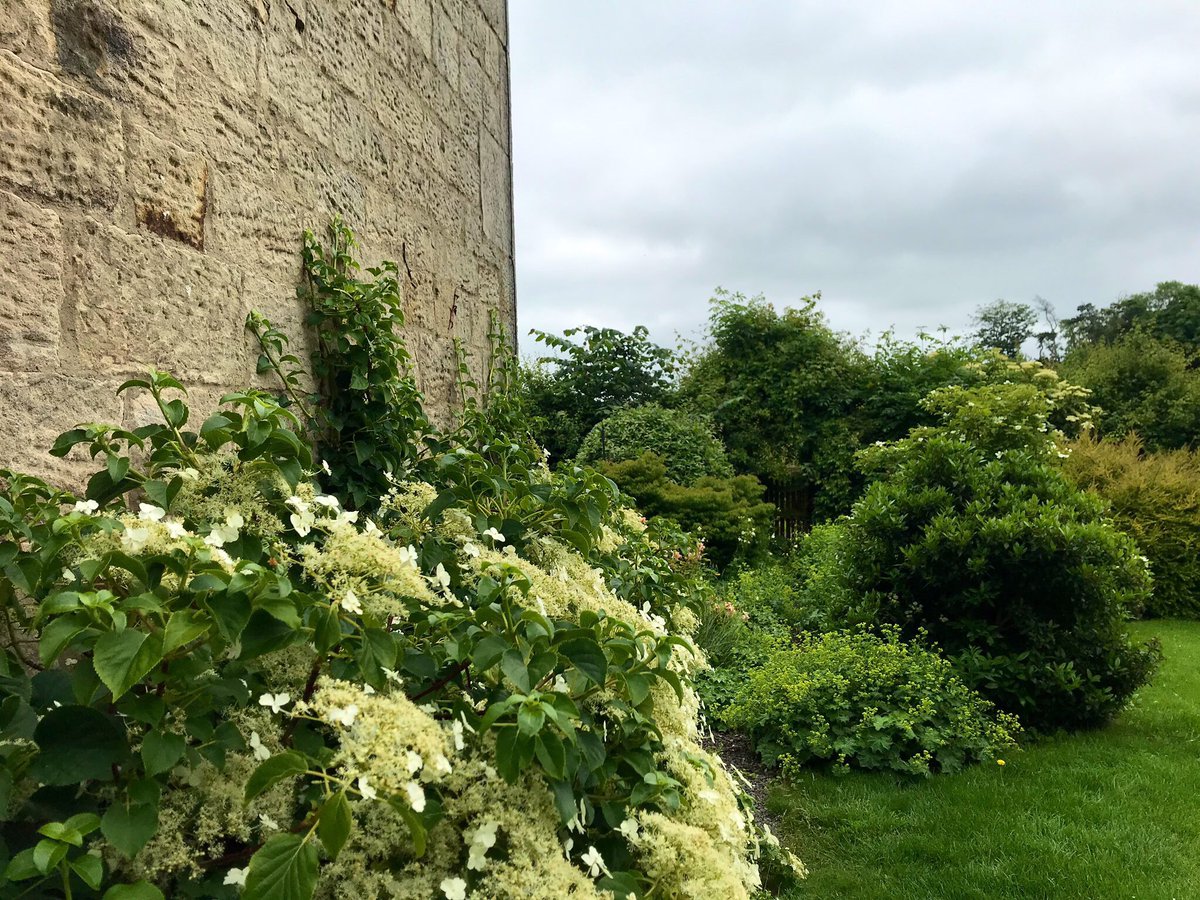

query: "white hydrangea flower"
(404, 780), (426, 812)
(138, 503), (166, 522)
(397, 545), (419, 567)
(618, 818), (640, 842)
(405, 750), (423, 774)
(433, 563), (451, 593)
(223, 867), (248, 886)
(580, 845), (609, 878)
(482, 527), (505, 543)
(61, 568), (75, 583)
(164, 520), (188, 538)
(259, 813), (279, 831)
(313, 494), (340, 510)
(248, 731), (270, 761)
(327, 704), (359, 727)
(259, 692), (291, 714)
(463, 541), (481, 558)
(440, 877), (467, 900)
(357, 775), (378, 801)
(121, 526), (152, 553)
(340, 589), (363, 616)
(73, 499), (99, 514)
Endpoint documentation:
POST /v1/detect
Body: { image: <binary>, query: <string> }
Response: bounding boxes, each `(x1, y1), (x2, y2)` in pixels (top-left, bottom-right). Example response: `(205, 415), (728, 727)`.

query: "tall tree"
(971, 299), (1038, 358)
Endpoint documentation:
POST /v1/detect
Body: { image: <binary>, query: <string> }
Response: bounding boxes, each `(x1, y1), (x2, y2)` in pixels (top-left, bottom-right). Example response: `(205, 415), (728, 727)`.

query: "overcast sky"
(508, 1), (1200, 353)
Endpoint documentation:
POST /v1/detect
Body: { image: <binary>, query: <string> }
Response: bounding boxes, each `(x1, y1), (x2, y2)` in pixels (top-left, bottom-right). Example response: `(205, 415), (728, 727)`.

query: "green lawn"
(772, 620), (1200, 900)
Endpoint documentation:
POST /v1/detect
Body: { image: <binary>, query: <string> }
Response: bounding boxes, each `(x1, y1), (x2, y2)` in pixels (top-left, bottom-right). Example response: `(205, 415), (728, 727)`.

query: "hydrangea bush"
(0, 225), (803, 899)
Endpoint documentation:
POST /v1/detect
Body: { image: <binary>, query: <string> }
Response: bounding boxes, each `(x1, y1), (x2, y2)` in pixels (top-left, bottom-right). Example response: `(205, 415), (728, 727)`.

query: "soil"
(704, 728), (783, 833)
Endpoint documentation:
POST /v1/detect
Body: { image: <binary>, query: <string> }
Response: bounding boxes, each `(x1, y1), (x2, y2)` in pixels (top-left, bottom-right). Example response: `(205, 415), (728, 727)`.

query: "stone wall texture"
(0, 0), (515, 483)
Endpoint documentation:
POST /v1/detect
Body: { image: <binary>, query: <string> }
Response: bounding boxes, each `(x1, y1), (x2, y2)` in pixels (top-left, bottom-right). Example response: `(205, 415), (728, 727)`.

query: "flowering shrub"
(0, 226), (803, 898)
(723, 628), (1021, 776)
(834, 381), (1160, 732)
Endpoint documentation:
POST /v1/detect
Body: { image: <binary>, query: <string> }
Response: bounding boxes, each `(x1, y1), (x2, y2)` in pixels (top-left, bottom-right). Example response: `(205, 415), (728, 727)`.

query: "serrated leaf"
(101, 801), (158, 858)
(94, 629), (163, 700)
(243, 833), (319, 900)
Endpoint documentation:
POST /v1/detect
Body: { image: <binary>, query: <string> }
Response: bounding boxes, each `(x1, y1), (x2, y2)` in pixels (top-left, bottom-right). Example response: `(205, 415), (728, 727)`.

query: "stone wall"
(0, 0), (514, 483)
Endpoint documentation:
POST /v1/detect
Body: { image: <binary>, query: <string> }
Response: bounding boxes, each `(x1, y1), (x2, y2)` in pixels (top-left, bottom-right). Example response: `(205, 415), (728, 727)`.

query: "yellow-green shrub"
(1063, 434), (1200, 618)
(723, 628), (1021, 776)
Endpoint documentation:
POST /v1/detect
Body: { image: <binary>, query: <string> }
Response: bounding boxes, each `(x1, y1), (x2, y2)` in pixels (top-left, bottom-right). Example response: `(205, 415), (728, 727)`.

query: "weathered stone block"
(0, 189), (62, 371)
(49, 0), (177, 125)
(0, 373), (124, 483)
(431, 4), (459, 90)
(394, 0), (433, 60)
(67, 218), (244, 380)
(0, 49), (123, 208)
(127, 124), (210, 250)
(0, 0), (56, 70)
(480, 128), (510, 248)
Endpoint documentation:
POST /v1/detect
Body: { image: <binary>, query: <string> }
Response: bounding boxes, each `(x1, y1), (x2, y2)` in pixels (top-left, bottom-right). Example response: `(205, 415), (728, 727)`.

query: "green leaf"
(71, 852), (104, 890)
(141, 730), (186, 776)
(517, 701), (545, 736)
(63, 812), (102, 836)
(386, 798), (428, 857)
(243, 833), (320, 900)
(103, 882), (167, 900)
(471, 635), (508, 672)
(101, 800), (158, 857)
(33, 837), (68, 874)
(3, 847), (39, 881)
(500, 649), (531, 693)
(38, 820), (84, 846)
(32, 706), (128, 785)
(245, 751), (307, 802)
(94, 629), (164, 700)
(39, 615), (88, 666)
(558, 637), (607, 686)
(163, 610), (210, 654)
(317, 791), (352, 860)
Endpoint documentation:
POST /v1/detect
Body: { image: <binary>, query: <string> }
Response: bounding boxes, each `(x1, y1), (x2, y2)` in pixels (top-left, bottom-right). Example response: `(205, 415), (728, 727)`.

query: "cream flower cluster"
(306, 679), (455, 812)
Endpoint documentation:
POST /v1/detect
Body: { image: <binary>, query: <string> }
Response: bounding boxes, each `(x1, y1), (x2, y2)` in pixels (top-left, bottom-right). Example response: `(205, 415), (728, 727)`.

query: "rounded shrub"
(1063, 433), (1200, 618)
(834, 383), (1160, 732)
(596, 453), (774, 570)
(577, 405), (733, 485)
(723, 628), (1021, 776)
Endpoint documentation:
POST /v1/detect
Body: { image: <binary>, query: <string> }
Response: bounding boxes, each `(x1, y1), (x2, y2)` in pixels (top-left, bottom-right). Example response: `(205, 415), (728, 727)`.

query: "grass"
(771, 620), (1200, 900)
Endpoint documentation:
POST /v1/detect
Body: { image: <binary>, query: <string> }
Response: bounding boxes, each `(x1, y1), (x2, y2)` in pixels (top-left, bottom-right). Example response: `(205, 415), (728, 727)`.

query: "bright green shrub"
(597, 453), (774, 570)
(724, 628), (1021, 776)
(836, 383), (1160, 732)
(1064, 434), (1200, 618)
(0, 226), (802, 900)
(577, 405), (733, 484)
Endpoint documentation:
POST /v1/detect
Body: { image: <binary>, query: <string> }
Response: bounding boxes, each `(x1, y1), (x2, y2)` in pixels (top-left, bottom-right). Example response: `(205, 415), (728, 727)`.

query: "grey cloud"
(510, 1), (1200, 348)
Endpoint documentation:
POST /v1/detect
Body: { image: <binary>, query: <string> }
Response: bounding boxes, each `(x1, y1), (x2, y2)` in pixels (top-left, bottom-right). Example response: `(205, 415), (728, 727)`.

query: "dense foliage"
(523, 326), (676, 466)
(0, 230), (803, 899)
(723, 628), (1021, 777)
(595, 454), (774, 571)
(1062, 281), (1200, 355)
(1064, 434), (1200, 618)
(829, 380), (1160, 732)
(679, 292), (871, 522)
(1059, 331), (1200, 451)
(576, 405), (732, 485)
